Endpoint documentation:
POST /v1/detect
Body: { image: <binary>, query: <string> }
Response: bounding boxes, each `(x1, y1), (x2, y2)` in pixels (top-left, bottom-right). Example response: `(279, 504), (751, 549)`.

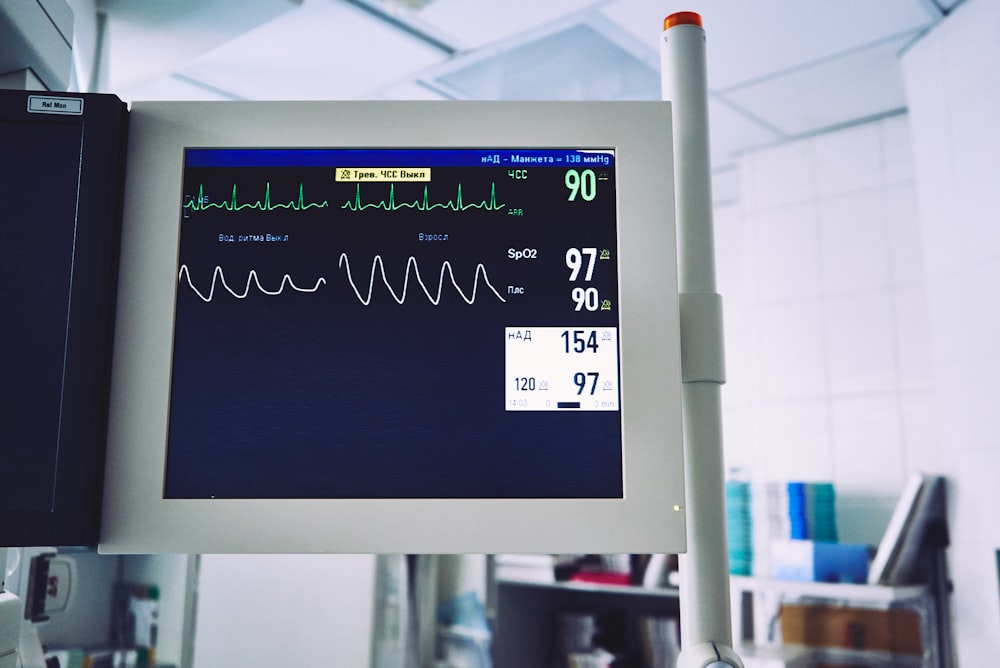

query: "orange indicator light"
(664, 11), (703, 30)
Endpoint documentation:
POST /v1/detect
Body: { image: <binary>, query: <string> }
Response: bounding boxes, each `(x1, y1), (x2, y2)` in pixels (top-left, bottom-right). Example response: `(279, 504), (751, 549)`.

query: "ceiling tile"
(722, 33), (915, 137)
(374, 79), (449, 100)
(103, 0), (302, 95)
(95, 0), (946, 172)
(121, 74), (234, 102)
(424, 19), (659, 101)
(414, 0), (606, 50)
(707, 96), (784, 167)
(601, 0), (937, 90)
(175, 0), (448, 100)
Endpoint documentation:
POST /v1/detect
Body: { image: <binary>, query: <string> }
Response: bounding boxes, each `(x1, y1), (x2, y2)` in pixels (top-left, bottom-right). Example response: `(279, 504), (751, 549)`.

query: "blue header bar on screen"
(184, 148), (615, 168)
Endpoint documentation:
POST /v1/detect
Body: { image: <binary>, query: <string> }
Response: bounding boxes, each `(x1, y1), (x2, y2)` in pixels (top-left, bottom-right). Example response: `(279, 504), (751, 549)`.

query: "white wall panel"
(902, 0), (1000, 659)
(192, 554), (375, 668)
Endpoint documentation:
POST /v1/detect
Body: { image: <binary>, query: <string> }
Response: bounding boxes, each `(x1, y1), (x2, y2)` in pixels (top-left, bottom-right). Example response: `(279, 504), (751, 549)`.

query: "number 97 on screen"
(504, 327), (620, 412)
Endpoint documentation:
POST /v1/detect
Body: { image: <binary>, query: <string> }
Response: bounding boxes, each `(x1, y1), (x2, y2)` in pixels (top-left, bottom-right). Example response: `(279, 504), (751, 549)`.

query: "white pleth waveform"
(178, 264), (326, 302)
(177, 255), (506, 305)
(339, 253), (506, 305)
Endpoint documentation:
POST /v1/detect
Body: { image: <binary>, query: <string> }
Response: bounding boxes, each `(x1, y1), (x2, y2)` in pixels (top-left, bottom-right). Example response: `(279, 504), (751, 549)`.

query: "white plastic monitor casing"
(99, 100), (685, 554)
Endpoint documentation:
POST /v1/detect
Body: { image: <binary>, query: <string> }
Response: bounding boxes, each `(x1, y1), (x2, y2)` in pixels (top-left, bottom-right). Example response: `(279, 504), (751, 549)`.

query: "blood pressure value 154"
(504, 327), (620, 412)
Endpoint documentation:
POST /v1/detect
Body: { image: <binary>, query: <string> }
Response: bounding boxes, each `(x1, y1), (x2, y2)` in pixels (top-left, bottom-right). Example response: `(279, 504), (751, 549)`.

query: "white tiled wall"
(719, 1), (1000, 659)
(901, 0), (1000, 660)
(715, 114), (935, 546)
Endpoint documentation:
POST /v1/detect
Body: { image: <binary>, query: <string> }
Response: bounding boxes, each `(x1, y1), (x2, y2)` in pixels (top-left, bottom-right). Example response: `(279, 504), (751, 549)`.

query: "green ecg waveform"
(342, 182), (505, 212)
(184, 183), (329, 213)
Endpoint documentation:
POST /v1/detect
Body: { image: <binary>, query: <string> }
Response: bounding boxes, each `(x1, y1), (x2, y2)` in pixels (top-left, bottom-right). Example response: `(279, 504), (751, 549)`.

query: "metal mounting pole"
(660, 12), (743, 668)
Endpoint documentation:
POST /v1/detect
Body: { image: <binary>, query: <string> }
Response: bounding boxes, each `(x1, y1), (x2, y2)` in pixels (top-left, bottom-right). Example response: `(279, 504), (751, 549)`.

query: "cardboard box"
(779, 603), (923, 656)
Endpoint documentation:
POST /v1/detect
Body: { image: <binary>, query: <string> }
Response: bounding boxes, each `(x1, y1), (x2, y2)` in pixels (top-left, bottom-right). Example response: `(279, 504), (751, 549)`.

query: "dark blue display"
(165, 148), (623, 499)
(0, 120), (81, 512)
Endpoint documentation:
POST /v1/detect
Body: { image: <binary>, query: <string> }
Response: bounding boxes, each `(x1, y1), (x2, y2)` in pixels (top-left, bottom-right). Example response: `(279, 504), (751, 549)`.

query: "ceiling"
(86, 0), (957, 171)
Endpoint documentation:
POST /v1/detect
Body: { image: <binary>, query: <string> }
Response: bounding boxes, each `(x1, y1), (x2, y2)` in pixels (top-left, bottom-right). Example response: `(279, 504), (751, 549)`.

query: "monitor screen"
(100, 101), (685, 553)
(169, 147), (623, 500)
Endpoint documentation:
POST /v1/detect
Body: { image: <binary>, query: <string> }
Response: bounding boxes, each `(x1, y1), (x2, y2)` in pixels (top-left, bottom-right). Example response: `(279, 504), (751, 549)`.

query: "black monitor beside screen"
(0, 90), (128, 547)
(100, 101), (685, 554)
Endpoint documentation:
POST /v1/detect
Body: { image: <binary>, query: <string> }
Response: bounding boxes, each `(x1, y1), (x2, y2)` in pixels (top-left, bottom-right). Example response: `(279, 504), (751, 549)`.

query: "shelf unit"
(493, 574), (947, 668)
(731, 576), (940, 668)
(493, 577), (680, 668)
(731, 576), (926, 605)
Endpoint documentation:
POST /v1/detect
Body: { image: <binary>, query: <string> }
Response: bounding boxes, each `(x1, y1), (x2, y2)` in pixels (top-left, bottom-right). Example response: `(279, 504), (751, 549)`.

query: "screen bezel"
(99, 100), (686, 554)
